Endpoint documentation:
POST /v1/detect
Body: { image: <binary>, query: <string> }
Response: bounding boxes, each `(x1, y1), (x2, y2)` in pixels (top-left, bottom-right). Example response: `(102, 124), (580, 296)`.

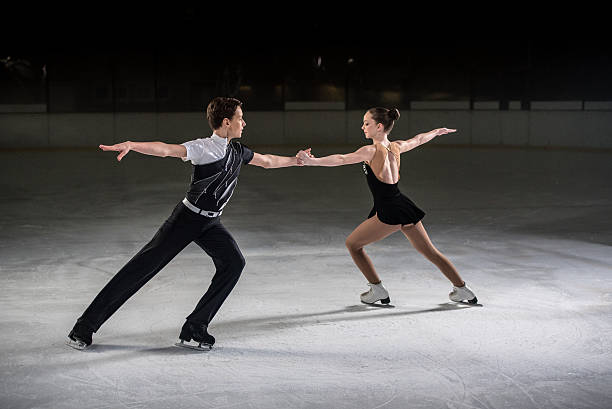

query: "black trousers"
(77, 201), (245, 333)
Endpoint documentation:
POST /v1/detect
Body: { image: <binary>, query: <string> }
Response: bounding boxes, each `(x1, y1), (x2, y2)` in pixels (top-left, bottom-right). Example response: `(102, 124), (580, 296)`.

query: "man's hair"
(206, 97), (243, 130)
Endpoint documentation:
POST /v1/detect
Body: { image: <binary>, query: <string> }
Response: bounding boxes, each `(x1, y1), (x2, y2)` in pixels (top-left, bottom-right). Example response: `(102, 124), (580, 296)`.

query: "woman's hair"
(367, 107), (401, 132)
(206, 97), (243, 130)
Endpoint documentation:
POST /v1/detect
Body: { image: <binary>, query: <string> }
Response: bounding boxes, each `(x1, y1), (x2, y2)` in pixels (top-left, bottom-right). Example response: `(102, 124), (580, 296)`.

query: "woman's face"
(361, 112), (381, 139)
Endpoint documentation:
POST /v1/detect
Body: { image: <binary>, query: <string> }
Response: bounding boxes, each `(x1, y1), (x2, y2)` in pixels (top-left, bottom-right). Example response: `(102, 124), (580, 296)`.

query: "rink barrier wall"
(1, 103), (612, 149)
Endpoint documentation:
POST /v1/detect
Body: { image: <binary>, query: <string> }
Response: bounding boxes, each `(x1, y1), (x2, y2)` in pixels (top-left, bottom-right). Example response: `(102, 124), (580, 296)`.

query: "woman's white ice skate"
(360, 282), (391, 305)
(449, 284), (478, 304)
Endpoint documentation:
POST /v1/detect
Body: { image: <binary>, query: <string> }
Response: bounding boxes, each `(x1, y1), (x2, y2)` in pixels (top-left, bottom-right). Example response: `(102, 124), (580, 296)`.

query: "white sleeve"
(181, 138), (223, 165)
(181, 139), (200, 163)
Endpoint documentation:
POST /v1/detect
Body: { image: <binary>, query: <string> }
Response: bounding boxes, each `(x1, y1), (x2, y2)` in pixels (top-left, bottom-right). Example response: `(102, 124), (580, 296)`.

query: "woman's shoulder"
(356, 144), (376, 163)
(366, 143), (386, 152)
(357, 144), (377, 155)
(358, 144), (377, 151)
(389, 141), (402, 153)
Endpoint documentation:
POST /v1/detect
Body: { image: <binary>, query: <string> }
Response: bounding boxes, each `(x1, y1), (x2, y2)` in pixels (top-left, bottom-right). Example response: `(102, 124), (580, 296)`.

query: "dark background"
(3, 5), (611, 112)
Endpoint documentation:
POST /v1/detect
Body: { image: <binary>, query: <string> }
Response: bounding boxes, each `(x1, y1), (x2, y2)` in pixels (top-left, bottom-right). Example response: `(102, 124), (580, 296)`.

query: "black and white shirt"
(181, 133), (254, 212)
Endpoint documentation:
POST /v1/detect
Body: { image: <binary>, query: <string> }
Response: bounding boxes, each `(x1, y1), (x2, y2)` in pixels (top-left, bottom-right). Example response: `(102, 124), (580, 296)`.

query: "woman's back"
(366, 142), (401, 184)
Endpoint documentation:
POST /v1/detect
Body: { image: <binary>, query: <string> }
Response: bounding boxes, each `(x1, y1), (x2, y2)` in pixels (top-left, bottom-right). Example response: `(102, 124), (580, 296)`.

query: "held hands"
(99, 142), (132, 161)
(296, 148), (314, 166)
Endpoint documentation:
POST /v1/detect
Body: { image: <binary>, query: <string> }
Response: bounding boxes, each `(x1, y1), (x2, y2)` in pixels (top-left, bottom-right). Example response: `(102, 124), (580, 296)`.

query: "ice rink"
(1, 144), (611, 408)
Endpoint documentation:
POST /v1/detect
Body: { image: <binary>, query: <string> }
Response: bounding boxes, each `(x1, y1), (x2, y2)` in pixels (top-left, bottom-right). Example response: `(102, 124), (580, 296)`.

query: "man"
(67, 97), (305, 351)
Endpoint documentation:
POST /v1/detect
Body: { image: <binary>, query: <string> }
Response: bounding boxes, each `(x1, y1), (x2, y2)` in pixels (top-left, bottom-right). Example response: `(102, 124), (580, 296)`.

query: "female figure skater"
(298, 107), (477, 305)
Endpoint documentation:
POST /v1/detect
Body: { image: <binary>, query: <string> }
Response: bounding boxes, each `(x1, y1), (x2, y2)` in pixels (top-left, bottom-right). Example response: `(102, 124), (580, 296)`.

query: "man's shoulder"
(183, 136), (212, 145)
(230, 139), (249, 150)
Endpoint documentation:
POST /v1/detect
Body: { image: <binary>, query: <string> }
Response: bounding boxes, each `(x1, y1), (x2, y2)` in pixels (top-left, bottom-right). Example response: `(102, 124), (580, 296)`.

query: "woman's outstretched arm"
(99, 141), (187, 161)
(395, 128), (456, 153)
(298, 145), (375, 167)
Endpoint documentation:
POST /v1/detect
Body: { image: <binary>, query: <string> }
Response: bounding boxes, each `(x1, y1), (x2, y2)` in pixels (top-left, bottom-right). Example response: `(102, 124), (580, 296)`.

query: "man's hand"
(99, 142), (132, 161)
(296, 148), (313, 166)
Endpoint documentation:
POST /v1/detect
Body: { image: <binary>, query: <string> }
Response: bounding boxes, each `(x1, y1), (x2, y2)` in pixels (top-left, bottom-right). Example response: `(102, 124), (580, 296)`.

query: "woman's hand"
(431, 128), (457, 136)
(296, 148), (314, 165)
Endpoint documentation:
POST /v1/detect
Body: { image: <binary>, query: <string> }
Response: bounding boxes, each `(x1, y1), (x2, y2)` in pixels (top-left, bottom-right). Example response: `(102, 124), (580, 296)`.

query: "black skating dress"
(363, 142), (425, 226)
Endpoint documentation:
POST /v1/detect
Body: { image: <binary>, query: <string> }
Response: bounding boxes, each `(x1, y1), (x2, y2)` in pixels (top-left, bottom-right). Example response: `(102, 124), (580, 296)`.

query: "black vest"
(185, 140), (253, 212)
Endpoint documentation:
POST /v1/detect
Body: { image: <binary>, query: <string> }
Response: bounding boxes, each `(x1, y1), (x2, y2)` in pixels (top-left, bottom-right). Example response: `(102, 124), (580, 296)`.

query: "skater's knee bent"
(236, 252), (246, 271)
(415, 242), (437, 257)
(345, 238), (363, 253)
(228, 252), (246, 274)
(215, 250), (246, 277)
(423, 247), (446, 264)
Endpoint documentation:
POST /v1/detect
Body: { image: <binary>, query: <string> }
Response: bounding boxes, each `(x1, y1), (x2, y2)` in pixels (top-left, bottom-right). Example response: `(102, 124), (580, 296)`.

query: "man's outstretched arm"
(248, 152), (305, 169)
(99, 141), (187, 161)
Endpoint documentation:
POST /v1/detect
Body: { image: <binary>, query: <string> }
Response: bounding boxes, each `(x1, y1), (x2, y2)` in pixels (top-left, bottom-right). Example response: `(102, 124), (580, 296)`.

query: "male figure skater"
(67, 97), (305, 351)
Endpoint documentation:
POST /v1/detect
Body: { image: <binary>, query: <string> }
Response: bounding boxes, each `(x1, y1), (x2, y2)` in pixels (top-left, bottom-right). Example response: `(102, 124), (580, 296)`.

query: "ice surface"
(1, 145), (611, 408)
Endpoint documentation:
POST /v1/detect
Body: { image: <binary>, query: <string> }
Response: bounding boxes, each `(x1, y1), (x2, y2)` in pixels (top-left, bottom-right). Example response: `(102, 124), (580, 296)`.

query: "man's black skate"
(174, 321), (215, 351)
(66, 322), (93, 351)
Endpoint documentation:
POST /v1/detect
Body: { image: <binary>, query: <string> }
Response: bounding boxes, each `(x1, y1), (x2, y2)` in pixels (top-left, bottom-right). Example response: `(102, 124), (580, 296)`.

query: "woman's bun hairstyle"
(388, 108), (400, 121)
(367, 106), (401, 132)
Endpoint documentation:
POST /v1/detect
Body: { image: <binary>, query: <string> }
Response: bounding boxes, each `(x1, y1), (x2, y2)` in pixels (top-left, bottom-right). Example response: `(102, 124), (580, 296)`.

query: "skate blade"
(174, 340), (213, 352)
(66, 339), (89, 351)
(451, 298), (481, 306)
(361, 299), (394, 308)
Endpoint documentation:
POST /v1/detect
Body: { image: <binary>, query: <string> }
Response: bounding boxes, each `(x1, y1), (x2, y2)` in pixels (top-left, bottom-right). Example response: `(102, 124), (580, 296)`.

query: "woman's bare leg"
(345, 216), (400, 283)
(400, 221), (464, 287)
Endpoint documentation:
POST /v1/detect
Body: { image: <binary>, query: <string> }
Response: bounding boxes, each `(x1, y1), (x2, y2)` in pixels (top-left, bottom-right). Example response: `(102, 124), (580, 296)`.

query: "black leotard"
(362, 144), (425, 226)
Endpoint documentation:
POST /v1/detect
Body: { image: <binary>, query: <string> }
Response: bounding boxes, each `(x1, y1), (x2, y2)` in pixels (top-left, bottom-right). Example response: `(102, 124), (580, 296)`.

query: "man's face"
(227, 106), (246, 139)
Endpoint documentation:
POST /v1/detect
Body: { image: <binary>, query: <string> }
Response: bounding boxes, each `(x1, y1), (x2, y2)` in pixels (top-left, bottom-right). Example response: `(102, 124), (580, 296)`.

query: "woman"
(298, 107), (477, 305)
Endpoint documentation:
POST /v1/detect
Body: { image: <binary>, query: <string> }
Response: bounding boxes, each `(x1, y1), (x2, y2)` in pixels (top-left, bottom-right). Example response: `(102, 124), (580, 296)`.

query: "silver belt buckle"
(183, 198), (220, 217)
